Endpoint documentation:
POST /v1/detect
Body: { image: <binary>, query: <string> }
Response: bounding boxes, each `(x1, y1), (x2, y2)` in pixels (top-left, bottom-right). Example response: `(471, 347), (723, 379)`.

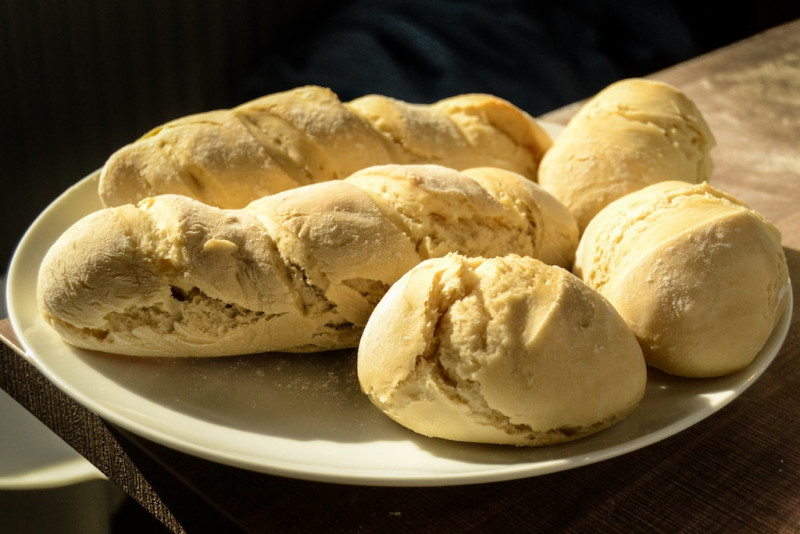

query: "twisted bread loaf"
(98, 86), (553, 209)
(39, 164), (578, 357)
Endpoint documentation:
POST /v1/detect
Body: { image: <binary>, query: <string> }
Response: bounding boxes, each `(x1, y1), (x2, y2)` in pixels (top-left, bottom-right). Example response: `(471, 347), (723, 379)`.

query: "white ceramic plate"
(1, 270), (104, 491)
(6, 132), (793, 487)
(0, 389), (105, 490)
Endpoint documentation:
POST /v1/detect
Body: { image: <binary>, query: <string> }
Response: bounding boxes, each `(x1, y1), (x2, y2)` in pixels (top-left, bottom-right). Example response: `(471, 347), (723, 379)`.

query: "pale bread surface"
(574, 180), (789, 377)
(39, 165), (578, 357)
(538, 78), (715, 232)
(357, 254), (646, 446)
(98, 86), (552, 208)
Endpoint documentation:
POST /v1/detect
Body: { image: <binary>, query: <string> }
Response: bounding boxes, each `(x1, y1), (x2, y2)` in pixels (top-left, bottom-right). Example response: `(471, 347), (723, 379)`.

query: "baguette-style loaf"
(98, 86), (553, 209)
(358, 254), (646, 446)
(538, 78), (715, 232)
(39, 164), (579, 357)
(574, 180), (789, 377)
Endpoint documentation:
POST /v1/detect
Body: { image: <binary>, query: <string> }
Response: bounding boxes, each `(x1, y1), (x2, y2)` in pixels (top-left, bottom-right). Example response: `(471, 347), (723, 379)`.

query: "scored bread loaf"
(574, 180), (789, 377)
(357, 254), (646, 446)
(98, 86), (553, 209)
(538, 78), (715, 232)
(38, 164), (579, 357)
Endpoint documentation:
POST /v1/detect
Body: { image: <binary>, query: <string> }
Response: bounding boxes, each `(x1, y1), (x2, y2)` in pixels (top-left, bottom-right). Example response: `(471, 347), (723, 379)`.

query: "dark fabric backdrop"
(2, 0), (798, 272)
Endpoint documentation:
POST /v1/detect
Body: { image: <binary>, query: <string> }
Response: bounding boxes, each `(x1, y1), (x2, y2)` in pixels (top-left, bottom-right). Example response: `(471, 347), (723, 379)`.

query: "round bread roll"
(574, 181), (789, 378)
(538, 78), (716, 232)
(357, 254), (646, 446)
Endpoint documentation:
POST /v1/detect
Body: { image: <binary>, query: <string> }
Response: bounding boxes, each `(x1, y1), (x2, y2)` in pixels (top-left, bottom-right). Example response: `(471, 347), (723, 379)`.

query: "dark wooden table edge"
(0, 317), (187, 533)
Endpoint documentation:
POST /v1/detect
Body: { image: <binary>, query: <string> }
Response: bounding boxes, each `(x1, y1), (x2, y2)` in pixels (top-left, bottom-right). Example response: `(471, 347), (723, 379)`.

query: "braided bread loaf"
(39, 165), (578, 357)
(98, 86), (553, 209)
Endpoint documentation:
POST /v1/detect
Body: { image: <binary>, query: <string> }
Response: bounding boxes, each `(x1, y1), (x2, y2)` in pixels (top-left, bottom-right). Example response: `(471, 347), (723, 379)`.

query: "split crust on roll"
(357, 254), (646, 446)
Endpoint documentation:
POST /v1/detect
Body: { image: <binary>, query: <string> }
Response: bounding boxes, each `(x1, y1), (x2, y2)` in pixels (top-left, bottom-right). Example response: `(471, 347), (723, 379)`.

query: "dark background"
(2, 0), (799, 273)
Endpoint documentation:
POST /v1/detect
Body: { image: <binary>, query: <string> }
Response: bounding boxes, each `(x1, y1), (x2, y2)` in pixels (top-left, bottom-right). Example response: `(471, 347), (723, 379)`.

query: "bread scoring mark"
(440, 102), (543, 177)
(420, 213), (533, 259)
(320, 320), (358, 332)
(359, 181), (534, 260)
(597, 100), (715, 182)
(346, 101), (450, 164)
(282, 259), (335, 316)
(184, 168), (205, 193)
(581, 184), (751, 292)
(233, 109), (317, 186)
(393, 260), (531, 439)
(139, 125), (163, 140)
(387, 257), (614, 445)
(341, 278), (391, 308)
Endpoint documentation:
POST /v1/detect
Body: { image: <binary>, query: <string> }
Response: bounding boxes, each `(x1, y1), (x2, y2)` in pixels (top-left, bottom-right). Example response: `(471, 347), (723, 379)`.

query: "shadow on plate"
(60, 278), (790, 467)
(68, 335), (775, 467)
(72, 347), (411, 444)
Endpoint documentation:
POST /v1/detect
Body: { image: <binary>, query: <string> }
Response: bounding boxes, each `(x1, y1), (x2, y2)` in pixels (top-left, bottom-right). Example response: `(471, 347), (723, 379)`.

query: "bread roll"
(574, 181), (789, 377)
(38, 165), (578, 357)
(98, 86), (553, 209)
(538, 78), (715, 232)
(357, 254), (646, 446)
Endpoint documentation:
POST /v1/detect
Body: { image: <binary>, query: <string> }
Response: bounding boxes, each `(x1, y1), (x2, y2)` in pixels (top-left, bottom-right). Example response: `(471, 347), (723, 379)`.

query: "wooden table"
(3, 19), (800, 534)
